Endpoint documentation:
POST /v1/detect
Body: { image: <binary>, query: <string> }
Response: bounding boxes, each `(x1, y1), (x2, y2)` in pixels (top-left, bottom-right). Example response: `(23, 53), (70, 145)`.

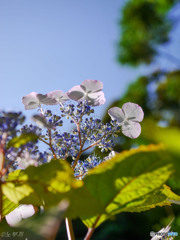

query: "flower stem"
(39, 137), (50, 146)
(84, 228), (95, 240)
(65, 218), (75, 240)
(82, 140), (101, 153)
(48, 129), (57, 159)
(82, 134), (106, 153)
(72, 145), (83, 170)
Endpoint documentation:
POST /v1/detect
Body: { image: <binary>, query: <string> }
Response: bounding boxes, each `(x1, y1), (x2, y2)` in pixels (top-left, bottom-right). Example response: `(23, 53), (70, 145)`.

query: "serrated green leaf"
(81, 145), (175, 228)
(7, 133), (38, 149)
(83, 185), (180, 228)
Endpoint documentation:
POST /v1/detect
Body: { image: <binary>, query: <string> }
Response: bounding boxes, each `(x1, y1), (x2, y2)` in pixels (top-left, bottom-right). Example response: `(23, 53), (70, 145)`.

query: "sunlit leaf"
(2, 160), (102, 219)
(81, 145), (176, 228)
(1, 196), (18, 219)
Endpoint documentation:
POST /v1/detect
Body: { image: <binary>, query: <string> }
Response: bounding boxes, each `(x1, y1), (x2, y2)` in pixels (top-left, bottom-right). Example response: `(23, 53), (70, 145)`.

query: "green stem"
(65, 218), (75, 240)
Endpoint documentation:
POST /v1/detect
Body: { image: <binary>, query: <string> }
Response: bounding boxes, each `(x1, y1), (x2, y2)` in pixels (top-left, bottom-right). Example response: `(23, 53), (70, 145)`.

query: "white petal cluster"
(5, 204), (35, 226)
(108, 102), (144, 138)
(22, 91), (68, 110)
(67, 80), (105, 106)
(22, 80), (105, 110)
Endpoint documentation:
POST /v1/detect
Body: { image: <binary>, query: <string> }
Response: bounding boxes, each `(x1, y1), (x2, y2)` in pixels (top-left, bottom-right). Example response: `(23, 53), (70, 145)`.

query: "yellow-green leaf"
(81, 144), (175, 228)
(7, 133), (38, 149)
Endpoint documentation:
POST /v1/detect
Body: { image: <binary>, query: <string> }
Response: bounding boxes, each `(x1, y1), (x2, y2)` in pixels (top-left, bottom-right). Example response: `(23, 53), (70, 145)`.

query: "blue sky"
(0, 0), (179, 121)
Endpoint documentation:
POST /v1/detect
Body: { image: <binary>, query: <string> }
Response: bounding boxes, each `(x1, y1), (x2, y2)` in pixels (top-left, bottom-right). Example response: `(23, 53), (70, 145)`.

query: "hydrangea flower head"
(67, 80), (105, 106)
(108, 102), (144, 138)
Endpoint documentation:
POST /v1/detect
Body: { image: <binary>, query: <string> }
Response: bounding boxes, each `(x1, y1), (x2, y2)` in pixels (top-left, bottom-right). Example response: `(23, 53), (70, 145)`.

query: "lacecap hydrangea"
(21, 79), (144, 178)
(1, 79), (144, 226)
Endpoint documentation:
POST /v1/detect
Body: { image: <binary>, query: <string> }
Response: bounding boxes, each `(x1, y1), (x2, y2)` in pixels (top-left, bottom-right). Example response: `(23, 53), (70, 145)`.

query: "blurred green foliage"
(118, 0), (178, 65)
(94, 70), (180, 239)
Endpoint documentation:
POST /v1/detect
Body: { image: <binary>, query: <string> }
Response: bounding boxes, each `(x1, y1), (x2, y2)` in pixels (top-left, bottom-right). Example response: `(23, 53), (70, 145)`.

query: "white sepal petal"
(47, 90), (69, 103)
(22, 92), (40, 110)
(122, 102), (144, 122)
(67, 85), (85, 101)
(81, 79), (103, 92)
(122, 121), (141, 139)
(108, 107), (125, 124)
(92, 91), (106, 106)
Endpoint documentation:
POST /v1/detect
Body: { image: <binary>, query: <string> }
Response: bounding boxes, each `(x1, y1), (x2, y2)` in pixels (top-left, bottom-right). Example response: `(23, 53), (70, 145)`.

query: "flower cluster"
(0, 111), (51, 173)
(20, 80), (144, 175)
(79, 116), (120, 152)
(60, 101), (94, 123)
(73, 154), (104, 178)
(22, 80), (105, 110)
(0, 111), (25, 141)
(52, 131), (79, 159)
(44, 110), (63, 128)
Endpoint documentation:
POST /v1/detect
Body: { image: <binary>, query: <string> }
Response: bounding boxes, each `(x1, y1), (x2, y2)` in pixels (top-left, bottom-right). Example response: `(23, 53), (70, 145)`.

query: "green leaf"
(1, 196), (18, 218)
(83, 184), (180, 228)
(7, 133), (38, 149)
(81, 144), (175, 228)
(2, 160), (78, 205)
(2, 160), (102, 219)
(2, 145), (178, 223)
